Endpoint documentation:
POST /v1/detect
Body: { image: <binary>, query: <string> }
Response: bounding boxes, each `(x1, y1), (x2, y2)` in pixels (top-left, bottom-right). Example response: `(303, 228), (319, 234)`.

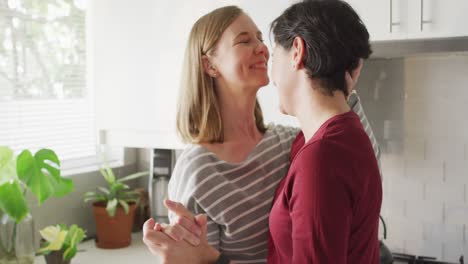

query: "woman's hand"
(162, 199), (203, 245)
(142, 215), (220, 264)
(142, 199), (221, 263)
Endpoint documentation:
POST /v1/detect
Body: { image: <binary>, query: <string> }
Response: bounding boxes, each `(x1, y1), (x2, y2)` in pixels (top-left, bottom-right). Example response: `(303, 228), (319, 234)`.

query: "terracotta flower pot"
(92, 202), (136, 249)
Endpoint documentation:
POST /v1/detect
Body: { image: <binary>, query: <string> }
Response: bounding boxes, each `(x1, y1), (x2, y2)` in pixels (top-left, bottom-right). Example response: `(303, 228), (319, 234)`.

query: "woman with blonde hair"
(143, 4), (379, 264)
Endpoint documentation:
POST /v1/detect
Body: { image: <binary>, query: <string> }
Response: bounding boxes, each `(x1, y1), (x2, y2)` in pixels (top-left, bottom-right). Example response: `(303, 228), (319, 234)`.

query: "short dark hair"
(271, 0), (372, 97)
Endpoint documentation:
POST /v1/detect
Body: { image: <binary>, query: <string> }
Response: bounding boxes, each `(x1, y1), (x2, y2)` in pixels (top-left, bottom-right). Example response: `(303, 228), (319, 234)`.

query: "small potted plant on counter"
(38, 224), (86, 264)
(83, 165), (147, 249)
(0, 146), (74, 264)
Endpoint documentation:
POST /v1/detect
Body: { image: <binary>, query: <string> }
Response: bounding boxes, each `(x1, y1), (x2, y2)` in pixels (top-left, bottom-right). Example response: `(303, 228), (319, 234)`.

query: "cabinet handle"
(389, 0), (401, 33)
(420, 0), (432, 31)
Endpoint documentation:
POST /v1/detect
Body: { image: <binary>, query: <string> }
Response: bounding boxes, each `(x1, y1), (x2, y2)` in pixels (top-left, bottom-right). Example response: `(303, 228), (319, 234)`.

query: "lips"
(250, 61), (268, 70)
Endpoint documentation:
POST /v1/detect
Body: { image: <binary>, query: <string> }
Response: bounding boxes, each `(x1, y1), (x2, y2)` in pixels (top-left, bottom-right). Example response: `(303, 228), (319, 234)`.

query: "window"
(0, 0), (122, 172)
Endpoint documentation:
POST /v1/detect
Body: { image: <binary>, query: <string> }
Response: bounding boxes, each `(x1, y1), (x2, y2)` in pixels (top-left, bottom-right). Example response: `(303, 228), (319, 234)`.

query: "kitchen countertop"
(35, 232), (160, 264)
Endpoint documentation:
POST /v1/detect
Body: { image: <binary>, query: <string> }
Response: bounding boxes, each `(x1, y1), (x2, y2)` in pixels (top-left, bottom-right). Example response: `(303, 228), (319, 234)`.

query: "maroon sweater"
(267, 111), (382, 264)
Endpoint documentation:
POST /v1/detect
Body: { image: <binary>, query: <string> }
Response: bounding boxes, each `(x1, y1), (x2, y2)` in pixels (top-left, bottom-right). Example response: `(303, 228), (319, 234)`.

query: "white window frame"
(0, 0), (124, 175)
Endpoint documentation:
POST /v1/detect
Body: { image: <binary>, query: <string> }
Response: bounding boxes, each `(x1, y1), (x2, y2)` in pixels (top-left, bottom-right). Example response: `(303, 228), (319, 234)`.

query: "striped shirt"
(168, 92), (380, 264)
(348, 90), (381, 175)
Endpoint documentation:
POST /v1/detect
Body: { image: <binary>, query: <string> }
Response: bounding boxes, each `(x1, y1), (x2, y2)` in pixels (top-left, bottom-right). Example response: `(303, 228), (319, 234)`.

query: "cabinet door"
(91, 0), (310, 145)
(345, 0), (408, 41)
(406, 0), (468, 39)
(91, 0), (185, 149)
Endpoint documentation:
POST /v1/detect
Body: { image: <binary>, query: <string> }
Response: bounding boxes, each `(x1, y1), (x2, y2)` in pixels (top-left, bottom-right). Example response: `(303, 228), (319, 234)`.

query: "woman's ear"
(350, 58), (363, 83)
(345, 59), (364, 94)
(291, 36), (306, 70)
(202, 55), (219, 77)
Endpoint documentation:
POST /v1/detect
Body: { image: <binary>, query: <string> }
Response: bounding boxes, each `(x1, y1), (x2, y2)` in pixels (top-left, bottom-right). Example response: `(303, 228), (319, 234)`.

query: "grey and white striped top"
(168, 92), (380, 264)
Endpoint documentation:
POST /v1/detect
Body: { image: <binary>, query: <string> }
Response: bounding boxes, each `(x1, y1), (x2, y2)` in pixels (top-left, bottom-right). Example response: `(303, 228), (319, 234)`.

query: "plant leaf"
(0, 146), (13, 167)
(101, 166), (116, 184)
(106, 198), (118, 217)
(62, 224), (85, 261)
(63, 246), (77, 261)
(106, 166), (116, 182)
(118, 200), (129, 214)
(0, 181), (28, 223)
(99, 167), (113, 185)
(98, 187), (110, 195)
(0, 147), (18, 185)
(16, 149), (74, 205)
(117, 171), (148, 183)
(39, 226), (67, 251)
(16, 150), (54, 205)
(68, 224), (86, 246)
(53, 178), (74, 197)
(83, 192), (106, 203)
(40, 225), (62, 242)
(110, 182), (126, 197)
(84, 191), (97, 197)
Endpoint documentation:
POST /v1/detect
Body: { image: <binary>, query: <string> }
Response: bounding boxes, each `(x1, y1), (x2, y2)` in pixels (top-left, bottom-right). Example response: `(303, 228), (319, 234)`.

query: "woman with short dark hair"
(267, 1), (381, 263)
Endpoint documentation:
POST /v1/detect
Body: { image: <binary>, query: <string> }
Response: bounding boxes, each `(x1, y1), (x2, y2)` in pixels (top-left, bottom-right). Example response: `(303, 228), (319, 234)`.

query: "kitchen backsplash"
(359, 53), (468, 261)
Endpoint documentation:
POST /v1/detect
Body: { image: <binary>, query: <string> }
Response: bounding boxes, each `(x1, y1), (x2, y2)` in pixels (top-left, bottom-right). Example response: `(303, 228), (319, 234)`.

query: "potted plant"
(38, 224), (86, 264)
(83, 165), (147, 249)
(0, 146), (74, 264)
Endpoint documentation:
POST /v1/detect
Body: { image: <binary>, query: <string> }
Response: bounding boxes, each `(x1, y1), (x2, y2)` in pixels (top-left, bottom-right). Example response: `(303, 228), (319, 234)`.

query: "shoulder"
(293, 139), (325, 166)
(265, 123), (301, 151)
(291, 138), (346, 175)
(267, 123), (300, 138)
(173, 144), (216, 173)
(169, 145), (219, 200)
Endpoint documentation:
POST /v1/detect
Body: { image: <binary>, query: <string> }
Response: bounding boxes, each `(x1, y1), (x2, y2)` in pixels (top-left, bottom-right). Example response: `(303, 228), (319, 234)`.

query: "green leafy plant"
(0, 146), (74, 261)
(38, 224), (86, 261)
(83, 165), (147, 217)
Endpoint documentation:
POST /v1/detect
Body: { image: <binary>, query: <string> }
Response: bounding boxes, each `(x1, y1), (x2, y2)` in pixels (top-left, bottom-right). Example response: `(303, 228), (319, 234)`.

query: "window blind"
(0, 0), (122, 170)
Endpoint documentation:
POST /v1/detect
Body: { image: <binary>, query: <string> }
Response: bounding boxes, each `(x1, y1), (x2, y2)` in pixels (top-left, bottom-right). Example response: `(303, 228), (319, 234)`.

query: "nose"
(255, 41), (269, 60)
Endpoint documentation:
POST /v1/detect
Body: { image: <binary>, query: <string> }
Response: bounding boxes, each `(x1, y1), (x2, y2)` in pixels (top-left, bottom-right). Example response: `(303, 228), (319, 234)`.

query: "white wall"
(358, 53), (468, 261)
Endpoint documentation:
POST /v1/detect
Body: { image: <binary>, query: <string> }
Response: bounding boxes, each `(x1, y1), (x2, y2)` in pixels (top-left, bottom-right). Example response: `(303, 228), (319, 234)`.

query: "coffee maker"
(148, 149), (175, 223)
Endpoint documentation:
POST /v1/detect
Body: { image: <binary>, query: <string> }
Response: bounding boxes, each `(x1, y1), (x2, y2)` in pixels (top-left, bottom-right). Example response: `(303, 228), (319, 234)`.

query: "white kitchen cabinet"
(406, 0), (468, 40)
(345, 0), (408, 41)
(91, 0), (183, 149)
(92, 0), (467, 150)
(91, 0), (299, 150)
(91, 0), (227, 149)
(346, 0), (468, 42)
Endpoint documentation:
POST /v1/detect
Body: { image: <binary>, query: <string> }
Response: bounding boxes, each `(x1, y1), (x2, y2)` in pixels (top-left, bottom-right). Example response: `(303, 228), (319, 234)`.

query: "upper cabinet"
(406, 0), (468, 40)
(91, 0), (467, 149)
(91, 0), (298, 149)
(90, 0), (184, 149)
(345, 0), (408, 41)
(345, 0), (468, 41)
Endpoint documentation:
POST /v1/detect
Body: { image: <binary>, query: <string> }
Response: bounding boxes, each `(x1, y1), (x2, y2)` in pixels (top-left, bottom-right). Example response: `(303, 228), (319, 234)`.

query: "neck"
(217, 85), (261, 143)
(295, 81), (350, 142)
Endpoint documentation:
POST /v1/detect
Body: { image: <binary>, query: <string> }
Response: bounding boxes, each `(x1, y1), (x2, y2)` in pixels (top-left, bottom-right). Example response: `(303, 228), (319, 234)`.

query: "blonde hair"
(176, 5), (266, 144)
